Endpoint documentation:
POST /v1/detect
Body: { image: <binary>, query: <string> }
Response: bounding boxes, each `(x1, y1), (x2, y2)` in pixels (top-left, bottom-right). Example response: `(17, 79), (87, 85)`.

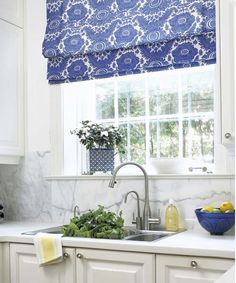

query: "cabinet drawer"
(156, 254), (234, 283)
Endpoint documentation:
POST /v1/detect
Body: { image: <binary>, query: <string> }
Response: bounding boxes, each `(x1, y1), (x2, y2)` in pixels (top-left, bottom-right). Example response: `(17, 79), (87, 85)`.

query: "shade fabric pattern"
(43, 0), (216, 84)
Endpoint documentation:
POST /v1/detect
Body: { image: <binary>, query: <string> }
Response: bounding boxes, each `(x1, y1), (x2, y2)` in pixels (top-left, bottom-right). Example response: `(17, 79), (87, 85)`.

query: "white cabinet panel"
(76, 248), (155, 283)
(156, 254), (234, 283)
(10, 244), (76, 283)
(0, 243), (10, 283)
(0, 19), (23, 163)
(219, 0), (236, 148)
(0, 0), (23, 27)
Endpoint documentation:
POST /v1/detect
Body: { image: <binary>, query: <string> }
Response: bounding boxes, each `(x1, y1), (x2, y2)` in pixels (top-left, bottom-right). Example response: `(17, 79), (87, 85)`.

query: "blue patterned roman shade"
(43, 0), (216, 84)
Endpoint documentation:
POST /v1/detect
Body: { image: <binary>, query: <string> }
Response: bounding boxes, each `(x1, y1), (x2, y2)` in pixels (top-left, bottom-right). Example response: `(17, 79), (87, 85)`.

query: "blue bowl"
(195, 208), (235, 235)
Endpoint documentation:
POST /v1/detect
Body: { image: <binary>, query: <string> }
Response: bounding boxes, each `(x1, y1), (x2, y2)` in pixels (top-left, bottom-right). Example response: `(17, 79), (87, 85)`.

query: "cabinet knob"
(225, 133), (231, 139)
(77, 253), (83, 259)
(63, 252), (70, 258)
(190, 260), (198, 268)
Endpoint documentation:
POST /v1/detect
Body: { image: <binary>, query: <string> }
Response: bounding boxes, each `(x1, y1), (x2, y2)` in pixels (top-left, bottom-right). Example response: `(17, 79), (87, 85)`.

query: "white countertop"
(215, 265), (235, 283)
(0, 221), (234, 259)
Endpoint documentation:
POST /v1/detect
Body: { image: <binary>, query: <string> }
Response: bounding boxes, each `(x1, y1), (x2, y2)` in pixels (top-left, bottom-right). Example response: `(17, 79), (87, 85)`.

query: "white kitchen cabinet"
(0, 0), (23, 27)
(156, 254), (234, 283)
(0, 243), (10, 283)
(10, 244), (76, 283)
(10, 244), (155, 283)
(76, 248), (155, 283)
(0, 19), (24, 164)
(218, 0), (236, 149)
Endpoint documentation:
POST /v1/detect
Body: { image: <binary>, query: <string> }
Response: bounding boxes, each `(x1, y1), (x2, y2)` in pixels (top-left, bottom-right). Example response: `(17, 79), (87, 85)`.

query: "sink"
(21, 226), (63, 235)
(22, 226), (178, 242)
(123, 229), (176, 242)
(125, 233), (166, 241)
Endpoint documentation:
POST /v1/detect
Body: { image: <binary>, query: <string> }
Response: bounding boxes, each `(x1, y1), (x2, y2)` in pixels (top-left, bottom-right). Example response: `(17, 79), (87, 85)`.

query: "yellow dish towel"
(34, 233), (63, 266)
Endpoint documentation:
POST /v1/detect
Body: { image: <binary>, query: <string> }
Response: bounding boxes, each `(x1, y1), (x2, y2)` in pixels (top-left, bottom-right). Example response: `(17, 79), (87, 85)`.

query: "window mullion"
(178, 70), (183, 158)
(114, 78), (119, 126)
(145, 73), (150, 164)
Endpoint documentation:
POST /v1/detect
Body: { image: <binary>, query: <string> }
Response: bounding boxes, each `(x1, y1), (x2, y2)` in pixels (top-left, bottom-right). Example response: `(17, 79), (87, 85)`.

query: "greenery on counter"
(62, 205), (125, 239)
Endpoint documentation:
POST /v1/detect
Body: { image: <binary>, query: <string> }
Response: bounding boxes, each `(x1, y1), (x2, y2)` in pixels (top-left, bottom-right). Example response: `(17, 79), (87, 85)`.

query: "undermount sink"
(123, 228), (177, 242)
(22, 226), (178, 242)
(21, 226), (63, 235)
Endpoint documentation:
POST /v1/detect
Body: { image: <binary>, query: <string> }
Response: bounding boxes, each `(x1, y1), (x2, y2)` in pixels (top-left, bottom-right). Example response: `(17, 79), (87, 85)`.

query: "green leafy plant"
(71, 120), (125, 154)
(62, 205), (125, 239)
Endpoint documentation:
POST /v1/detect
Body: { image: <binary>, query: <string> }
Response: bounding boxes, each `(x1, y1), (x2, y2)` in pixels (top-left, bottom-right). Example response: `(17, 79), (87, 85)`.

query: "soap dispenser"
(165, 199), (179, 231)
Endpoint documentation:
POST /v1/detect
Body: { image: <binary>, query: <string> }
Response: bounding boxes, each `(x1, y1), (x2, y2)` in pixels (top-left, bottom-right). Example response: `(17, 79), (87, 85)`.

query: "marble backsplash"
(0, 152), (234, 229)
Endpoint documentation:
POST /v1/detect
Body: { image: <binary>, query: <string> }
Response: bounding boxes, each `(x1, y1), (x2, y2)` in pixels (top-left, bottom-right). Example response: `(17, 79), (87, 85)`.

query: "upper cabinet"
(218, 0), (236, 149)
(0, 0), (23, 27)
(0, 1), (24, 164)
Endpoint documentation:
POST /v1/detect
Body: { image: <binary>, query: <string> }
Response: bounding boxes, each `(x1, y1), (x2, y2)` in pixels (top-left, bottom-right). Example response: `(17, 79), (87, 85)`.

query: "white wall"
(24, 0), (50, 152)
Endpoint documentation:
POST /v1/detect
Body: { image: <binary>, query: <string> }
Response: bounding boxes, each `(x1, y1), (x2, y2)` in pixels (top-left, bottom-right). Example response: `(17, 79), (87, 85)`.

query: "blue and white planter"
(88, 148), (115, 174)
(0, 202), (4, 222)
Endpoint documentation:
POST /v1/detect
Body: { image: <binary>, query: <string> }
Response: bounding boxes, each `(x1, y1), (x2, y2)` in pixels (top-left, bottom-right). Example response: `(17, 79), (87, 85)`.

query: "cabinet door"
(156, 254), (234, 283)
(76, 248), (155, 283)
(0, 243), (10, 283)
(10, 244), (76, 283)
(219, 0), (236, 148)
(0, 19), (23, 164)
(0, 0), (23, 27)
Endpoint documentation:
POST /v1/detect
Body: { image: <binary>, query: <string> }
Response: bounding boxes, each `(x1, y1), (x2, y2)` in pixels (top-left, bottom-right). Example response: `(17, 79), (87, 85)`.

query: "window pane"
(130, 123), (146, 164)
(149, 92), (178, 115)
(183, 119), (214, 163)
(118, 123), (128, 163)
(118, 80), (145, 118)
(149, 121), (179, 158)
(182, 68), (214, 113)
(95, 82), (115, 119)
(148, 72), (178, 115)
(149, 122), (157, 158)
(160, 121), (179, 157)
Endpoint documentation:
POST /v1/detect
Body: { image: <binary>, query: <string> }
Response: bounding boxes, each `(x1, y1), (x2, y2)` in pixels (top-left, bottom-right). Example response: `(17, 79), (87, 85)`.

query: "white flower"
(101, 131), (108, 137)
(82, 127), (90, 133)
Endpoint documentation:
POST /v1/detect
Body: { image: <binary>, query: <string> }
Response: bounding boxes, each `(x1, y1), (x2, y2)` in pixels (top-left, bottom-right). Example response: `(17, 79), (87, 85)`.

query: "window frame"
(50, 65), (224, 177)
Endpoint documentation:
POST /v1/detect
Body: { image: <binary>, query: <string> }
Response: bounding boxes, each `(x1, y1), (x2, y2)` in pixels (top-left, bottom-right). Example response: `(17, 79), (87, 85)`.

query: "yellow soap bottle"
(165, 199), (179, 231)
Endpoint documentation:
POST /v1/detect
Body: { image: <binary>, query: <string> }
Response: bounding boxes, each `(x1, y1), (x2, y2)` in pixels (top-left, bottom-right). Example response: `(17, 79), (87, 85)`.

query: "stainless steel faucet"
(109, 162), (155, 230)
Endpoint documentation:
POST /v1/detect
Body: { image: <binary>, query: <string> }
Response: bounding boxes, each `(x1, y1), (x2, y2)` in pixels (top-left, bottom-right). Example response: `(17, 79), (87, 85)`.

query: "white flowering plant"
(71, 120), (125, 154)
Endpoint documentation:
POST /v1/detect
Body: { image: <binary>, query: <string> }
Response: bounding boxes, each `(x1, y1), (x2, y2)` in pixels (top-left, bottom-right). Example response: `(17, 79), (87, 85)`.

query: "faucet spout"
(108, 162), (150, 230)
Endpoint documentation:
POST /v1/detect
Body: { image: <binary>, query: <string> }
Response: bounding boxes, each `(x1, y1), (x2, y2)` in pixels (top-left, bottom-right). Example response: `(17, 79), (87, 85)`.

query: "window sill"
(46, 174), (235, 181)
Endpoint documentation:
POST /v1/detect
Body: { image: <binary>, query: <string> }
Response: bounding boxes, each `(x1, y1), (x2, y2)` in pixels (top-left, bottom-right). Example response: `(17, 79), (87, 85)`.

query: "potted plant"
(71, 120), (125, 174)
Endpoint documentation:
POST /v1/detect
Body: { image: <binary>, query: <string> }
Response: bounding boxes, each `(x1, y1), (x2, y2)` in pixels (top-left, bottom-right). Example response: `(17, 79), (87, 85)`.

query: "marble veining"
(0, 152), (52, 222)
(0, 152), (234, 230)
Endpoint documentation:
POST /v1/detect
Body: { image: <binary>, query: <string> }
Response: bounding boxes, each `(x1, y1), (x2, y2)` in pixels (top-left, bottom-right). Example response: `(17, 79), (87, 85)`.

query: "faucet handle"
(148, 209), (161, 225)
(148, 218), (161, 225)
(73, 205), (80, 218)
(132, 212), (135, 222)
(131, 213), (142, 230)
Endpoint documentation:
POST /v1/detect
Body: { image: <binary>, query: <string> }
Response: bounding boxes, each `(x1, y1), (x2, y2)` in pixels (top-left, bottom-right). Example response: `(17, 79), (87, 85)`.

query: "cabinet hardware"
(189, 167), (207, 172)
(77, 253), (83, 259)
(63, 252), (70, 258)
(225, 133), (231, 139)
(190, 260), (198, 268)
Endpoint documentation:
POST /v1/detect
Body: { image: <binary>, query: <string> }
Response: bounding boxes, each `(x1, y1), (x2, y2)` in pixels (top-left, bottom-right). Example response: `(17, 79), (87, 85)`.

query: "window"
(61, 65), (215, 175)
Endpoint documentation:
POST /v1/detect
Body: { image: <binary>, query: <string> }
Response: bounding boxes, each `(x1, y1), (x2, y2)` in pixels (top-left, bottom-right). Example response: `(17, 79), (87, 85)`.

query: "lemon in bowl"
(195, 202), (235, 235)
(219, 202), (234, 213)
